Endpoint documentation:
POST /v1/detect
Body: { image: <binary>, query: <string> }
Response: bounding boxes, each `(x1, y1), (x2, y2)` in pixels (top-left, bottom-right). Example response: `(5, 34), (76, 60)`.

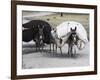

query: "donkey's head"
(37, 24), (44, 45)
(70, 27), (77, 43)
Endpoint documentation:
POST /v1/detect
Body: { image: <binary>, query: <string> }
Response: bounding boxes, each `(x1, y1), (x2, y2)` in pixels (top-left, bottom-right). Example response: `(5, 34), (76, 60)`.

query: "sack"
(77, 40), (85, 50)
(56, 21), (88, 43)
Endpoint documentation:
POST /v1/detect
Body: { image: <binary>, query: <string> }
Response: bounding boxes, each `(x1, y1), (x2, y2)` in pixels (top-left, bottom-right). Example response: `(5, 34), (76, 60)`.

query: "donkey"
(50, 28), (62, 54)
(35, 25), (44, 52)
(67, 27), (78, 57)
(23, 20), (52, 52)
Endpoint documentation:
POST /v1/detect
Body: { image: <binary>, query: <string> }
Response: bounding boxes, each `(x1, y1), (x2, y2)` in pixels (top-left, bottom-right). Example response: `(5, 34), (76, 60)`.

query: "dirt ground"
(22, 41), (90, 69)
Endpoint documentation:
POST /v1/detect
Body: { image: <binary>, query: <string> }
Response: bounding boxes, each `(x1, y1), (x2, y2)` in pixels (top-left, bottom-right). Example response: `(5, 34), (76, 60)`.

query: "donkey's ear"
(75, 27), (77, 31)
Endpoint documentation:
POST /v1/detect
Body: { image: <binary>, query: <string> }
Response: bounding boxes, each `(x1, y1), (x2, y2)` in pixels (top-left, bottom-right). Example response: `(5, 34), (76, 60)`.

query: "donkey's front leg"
(71, 45), (76, 57)
(35, 42), (38, 52)
(68, 44), (72, 57)
(55, 44), (57, 53)
(53, 43), (55, 54)
(41, 43), (44, 52)
(60, 47), (62, 55)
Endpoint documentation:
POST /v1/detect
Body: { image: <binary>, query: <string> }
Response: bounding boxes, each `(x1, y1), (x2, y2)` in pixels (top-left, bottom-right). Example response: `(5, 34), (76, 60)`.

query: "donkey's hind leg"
(52, 43), (55, 54)
(50, 44), (51, 52)
(35, 42), (38, 52)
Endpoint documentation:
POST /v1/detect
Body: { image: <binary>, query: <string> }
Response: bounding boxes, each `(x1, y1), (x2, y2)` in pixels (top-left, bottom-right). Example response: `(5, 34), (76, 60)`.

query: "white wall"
(0, 0), (99, 80)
